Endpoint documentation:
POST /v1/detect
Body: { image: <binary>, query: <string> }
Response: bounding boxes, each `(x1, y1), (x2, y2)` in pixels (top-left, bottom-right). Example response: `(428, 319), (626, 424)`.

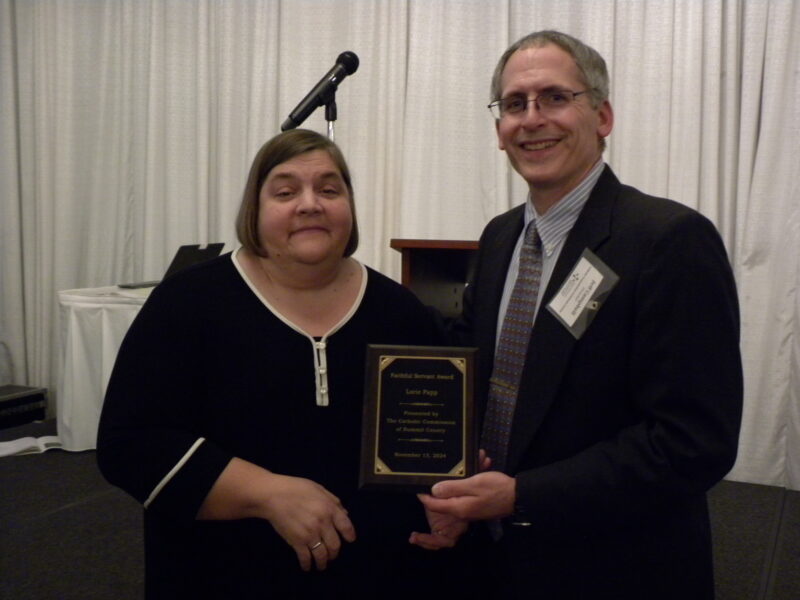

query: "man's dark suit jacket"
(454, 166), (743, 599)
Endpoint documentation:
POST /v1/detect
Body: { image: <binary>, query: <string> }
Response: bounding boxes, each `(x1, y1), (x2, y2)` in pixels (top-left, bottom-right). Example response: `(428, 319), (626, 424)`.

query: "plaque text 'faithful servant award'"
(359, 345), (477, 492)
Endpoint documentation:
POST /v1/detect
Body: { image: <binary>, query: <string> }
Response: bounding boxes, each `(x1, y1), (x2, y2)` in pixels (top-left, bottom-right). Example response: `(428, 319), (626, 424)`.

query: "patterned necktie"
(481, 221), (543, 473)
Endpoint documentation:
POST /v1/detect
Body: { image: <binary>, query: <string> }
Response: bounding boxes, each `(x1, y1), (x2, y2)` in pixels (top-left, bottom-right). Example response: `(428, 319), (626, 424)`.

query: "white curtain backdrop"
(1, 0), (798, 489)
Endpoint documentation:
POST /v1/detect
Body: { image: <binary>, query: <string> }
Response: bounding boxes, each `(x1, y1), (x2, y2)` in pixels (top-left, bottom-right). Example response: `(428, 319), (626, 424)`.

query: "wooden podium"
(390, 239), (478, 318)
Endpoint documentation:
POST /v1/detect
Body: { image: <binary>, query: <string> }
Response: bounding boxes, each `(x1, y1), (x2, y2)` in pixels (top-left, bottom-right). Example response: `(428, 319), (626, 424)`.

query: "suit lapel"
(506, 167), (620, 472)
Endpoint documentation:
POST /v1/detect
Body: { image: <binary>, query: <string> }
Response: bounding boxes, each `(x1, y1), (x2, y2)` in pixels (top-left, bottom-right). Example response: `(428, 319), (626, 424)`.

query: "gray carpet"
(0, 420), (142, 599)
(1, 420), (798, 599)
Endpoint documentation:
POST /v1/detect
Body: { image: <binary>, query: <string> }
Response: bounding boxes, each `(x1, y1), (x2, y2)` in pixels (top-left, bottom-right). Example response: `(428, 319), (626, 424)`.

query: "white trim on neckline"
(230, 248), (368, 406)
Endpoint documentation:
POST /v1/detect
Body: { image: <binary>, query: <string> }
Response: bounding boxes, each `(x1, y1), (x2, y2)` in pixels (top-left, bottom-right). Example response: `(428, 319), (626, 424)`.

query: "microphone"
(281, 51), (360, 131)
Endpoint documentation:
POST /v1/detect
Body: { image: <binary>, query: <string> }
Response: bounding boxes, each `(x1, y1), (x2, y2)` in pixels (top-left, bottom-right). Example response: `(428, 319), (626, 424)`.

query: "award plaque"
(359, 345), (477, 492)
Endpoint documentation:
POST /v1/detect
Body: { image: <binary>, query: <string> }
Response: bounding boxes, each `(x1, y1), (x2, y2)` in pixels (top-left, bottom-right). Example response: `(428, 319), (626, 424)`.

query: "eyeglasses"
(488, 90), (589, 119)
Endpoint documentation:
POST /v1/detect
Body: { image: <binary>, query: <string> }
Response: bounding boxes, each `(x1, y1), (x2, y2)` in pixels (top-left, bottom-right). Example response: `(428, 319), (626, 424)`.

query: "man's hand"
(409, 499), (469, 550)
(411, 450), (509, 548)
(417, 471), (516, 522)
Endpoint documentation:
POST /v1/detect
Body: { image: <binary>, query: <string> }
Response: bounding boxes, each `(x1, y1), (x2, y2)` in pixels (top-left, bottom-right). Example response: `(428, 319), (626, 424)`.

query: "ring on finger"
(309, 541), (324, 551)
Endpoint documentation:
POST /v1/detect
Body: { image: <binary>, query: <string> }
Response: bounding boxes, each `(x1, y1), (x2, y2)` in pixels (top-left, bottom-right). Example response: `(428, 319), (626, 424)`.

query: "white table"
(57, 286), (151, 451)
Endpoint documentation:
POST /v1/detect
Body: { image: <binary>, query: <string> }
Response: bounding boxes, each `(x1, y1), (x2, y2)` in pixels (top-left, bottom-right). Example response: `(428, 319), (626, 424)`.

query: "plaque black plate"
(359, 345), (477, 492)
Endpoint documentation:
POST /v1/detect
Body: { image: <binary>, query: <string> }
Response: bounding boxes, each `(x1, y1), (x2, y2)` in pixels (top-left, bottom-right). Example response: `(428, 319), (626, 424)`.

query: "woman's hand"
(260, 472), (356, 571)
(197, 458), (356, 571)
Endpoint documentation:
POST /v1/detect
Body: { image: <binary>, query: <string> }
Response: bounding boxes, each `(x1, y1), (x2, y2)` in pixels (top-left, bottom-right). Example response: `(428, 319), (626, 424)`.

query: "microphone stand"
(323, 89), (337, 141)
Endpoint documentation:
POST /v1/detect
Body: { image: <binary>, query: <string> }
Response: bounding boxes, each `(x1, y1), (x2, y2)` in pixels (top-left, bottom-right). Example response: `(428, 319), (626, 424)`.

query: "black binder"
(118, 243), (224, 289)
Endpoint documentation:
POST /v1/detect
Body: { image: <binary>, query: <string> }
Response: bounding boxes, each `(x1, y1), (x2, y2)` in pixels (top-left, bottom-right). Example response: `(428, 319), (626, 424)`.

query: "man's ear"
(597, 99), (614, 140)
(496, 119), (505, 151)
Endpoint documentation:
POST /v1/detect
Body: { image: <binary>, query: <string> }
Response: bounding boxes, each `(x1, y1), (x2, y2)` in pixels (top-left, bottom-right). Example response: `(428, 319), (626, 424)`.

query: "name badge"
(546, 249), (619, 339)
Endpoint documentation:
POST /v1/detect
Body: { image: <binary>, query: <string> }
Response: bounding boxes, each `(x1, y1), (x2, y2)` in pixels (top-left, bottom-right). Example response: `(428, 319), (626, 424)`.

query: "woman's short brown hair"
(235, 129), (359, 257)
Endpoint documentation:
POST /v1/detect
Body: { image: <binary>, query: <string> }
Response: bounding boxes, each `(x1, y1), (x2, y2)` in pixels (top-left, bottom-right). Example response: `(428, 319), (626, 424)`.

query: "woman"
(97, 129), (465, 598)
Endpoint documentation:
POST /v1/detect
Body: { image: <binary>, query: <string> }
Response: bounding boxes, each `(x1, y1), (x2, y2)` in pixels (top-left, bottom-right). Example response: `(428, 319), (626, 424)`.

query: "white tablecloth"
(57, 286), (151, 451)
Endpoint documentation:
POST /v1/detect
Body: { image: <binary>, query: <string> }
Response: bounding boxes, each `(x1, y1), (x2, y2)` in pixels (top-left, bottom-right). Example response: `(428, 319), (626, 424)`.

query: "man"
(412, 31), (742, 599)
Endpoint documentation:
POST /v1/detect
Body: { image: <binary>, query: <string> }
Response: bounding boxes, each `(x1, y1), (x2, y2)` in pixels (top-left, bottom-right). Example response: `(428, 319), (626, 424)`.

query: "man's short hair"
(490, 30), (610, 109)
(235, 128), (359, 258)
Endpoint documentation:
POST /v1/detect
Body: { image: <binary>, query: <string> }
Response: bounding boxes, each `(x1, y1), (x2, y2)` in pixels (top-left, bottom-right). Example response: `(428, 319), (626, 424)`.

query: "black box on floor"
(0, 385), (47, 429)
